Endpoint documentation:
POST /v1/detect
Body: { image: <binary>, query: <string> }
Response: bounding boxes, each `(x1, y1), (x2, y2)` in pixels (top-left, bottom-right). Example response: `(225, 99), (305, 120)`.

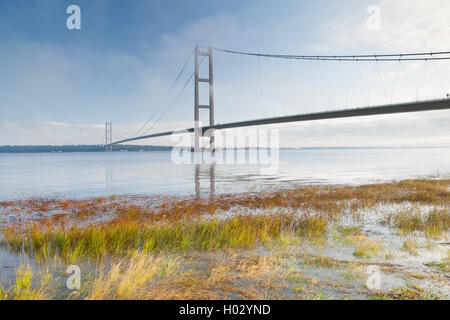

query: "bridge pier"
(195, 164), (216, 199)
(194, 46), (215, 152)
(105, 122), (112, 152)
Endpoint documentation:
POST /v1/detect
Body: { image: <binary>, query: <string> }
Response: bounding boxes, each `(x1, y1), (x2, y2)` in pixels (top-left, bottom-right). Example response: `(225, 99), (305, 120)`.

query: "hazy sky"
(1, 0), (450, 147)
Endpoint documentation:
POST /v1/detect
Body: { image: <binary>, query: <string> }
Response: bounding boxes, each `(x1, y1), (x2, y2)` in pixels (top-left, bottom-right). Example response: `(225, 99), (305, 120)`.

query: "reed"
(0, 265), (51, 300)
(384, 208), (449, 238)
(2, 214), (329, 261)
(1, 178), (449, 300)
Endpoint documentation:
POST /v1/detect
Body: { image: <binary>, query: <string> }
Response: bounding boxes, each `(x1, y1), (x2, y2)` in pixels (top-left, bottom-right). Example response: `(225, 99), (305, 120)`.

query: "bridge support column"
(194, 46), (215, 152)
(105, 122), (112, 152)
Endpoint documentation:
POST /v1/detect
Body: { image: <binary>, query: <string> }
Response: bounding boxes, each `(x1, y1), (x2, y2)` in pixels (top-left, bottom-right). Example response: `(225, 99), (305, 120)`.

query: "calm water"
(0, 148), (449, 200)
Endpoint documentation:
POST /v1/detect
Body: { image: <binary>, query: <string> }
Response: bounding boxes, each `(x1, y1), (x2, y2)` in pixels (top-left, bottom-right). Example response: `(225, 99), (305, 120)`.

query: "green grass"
(384, 208), (449, 238)
(1, 178), (449, 300)
(369, 285), (439, 300)
(425, 260), (450, 273)
(353, 239), (380, 259)
(0, 265), (51, 300)
(2, 214), (329, 261)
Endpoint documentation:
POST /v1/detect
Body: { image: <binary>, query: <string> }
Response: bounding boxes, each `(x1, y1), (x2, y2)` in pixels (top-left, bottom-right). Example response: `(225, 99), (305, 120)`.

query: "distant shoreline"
(0, 145), (173, 153)
(0, 145), (449, 153)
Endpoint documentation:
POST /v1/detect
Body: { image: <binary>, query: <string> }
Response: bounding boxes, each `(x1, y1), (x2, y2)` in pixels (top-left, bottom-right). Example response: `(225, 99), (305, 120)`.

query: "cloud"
(326, 0), (450, 52)
(1, 1), (449, 147)
(41, 122), (104, 129)
(0, 121), (106, 145)
(357, 0), (450, 51)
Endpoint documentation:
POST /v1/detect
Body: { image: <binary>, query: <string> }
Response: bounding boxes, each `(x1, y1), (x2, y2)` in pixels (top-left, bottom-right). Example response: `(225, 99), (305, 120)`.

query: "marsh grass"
(295, 215), (328, 238)
(425, 250), (450, 273)
(87, 252), (184, 299)
(341, 264), (366, 283)
(84, 250), (290, 300)
(384, 208), (449, 238)
(425, 261), (450, 273)
(3, 179), (449, 230)
(370, 285), (439, 300)
(337, 225), (362, 237)
(353, 238), (381, 259)
(1, 178), (449, 300)
(0, 265), (51, 300)
(401, 238), (419, 256)
(0, 251), (286, 300)
(2, 214), (329, 261)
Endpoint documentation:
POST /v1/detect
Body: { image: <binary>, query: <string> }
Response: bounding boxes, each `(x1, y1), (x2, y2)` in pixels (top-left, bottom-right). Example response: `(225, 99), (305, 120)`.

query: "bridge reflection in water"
(195, 164), (216, 199)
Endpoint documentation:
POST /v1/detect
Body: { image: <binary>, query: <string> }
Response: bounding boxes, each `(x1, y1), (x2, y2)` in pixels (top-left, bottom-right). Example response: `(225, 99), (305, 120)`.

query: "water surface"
(0, 148), (449, 200)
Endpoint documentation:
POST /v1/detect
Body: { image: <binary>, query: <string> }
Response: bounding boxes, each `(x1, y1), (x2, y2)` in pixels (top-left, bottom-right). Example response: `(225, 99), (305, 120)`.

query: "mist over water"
(0, 148), (449, 201)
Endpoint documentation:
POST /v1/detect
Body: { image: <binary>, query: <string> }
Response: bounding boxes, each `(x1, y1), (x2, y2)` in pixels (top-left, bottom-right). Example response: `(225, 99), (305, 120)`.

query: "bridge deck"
(108, 98), (450, 146)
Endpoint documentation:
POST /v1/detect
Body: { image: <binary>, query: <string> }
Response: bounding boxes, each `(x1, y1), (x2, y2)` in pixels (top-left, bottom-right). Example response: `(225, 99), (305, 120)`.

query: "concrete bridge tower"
(105, 122), (112, 152)
(194, 46), (215, 152)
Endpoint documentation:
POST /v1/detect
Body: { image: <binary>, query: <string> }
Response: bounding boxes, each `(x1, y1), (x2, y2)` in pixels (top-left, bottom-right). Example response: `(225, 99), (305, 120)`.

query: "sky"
(1, 0), (450, 147)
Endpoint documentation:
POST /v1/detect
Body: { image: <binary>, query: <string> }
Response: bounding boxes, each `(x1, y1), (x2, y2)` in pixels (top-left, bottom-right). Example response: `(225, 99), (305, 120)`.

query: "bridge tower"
(105, 122), (112, 152)
(194, 46), (215, 152)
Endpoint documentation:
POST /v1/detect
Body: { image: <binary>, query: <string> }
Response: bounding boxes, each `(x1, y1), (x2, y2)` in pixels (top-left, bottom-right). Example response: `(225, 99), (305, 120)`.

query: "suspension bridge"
(105, 46), (450, 151)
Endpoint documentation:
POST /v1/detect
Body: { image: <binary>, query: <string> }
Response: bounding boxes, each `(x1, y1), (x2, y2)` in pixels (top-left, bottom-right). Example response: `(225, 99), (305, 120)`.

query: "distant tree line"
(0, 145), (173, 153)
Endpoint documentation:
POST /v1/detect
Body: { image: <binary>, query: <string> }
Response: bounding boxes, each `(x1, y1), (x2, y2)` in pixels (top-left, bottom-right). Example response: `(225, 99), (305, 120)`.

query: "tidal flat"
(0, 179), (448, 300)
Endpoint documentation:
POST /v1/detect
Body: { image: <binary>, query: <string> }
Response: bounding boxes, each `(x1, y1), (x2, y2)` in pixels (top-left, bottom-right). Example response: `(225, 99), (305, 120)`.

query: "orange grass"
(1, 179), (449, 229)
(1, 179), (448, 261)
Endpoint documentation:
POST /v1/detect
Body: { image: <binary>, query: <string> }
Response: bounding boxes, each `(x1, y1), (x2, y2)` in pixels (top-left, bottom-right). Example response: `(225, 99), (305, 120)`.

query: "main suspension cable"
(137, 56), (207, 137)
(123, 49), (195, 140)
(212, 47), (450, 62)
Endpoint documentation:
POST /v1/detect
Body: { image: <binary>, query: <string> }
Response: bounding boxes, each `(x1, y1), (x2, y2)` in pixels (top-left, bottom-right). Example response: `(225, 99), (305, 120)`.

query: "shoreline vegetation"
(0, 179), (448, 300)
